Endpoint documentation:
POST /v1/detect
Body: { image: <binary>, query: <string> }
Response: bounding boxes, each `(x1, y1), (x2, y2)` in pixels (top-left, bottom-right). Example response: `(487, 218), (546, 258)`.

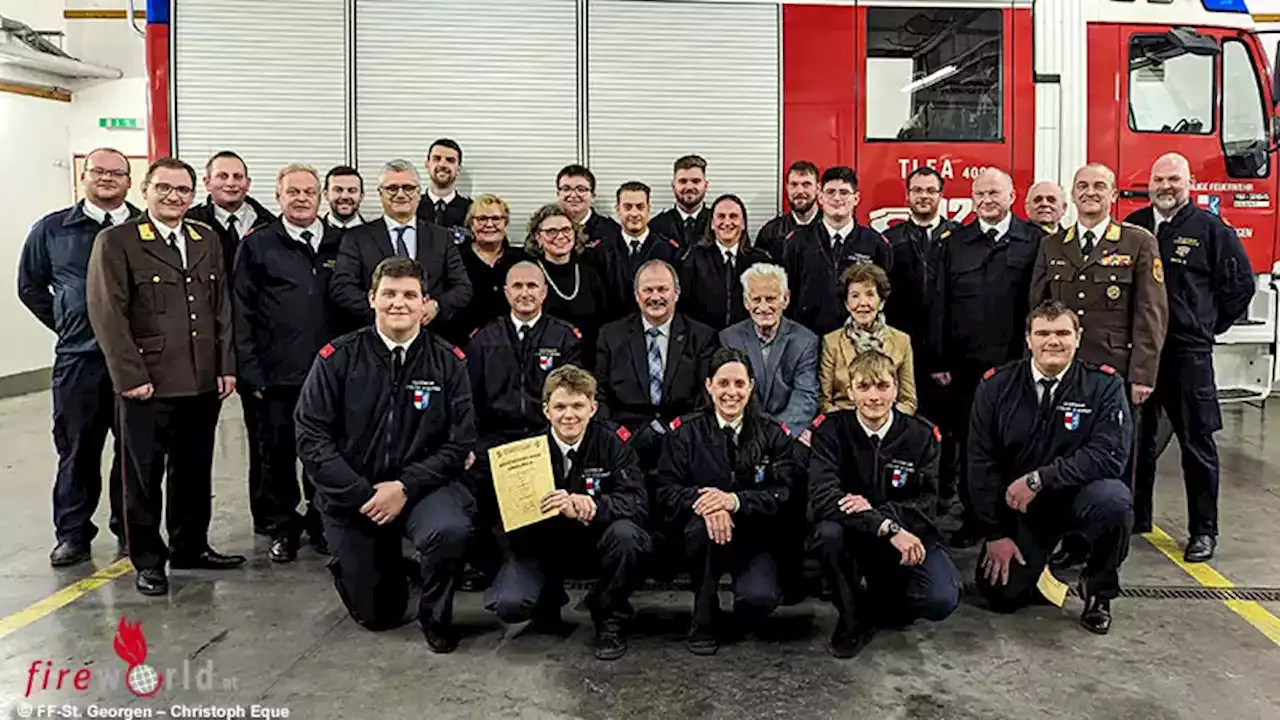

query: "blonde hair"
(542, 364), (597, 404)
(276, 162), (319, 188)
(848, 350), (897, 385)
(465, 193), (510, 227)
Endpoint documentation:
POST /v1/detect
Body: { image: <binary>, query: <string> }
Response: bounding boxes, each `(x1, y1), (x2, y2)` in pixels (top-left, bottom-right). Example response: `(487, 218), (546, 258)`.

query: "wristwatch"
(884, 520), (903, 538)
(1025, 471), (1042, 493)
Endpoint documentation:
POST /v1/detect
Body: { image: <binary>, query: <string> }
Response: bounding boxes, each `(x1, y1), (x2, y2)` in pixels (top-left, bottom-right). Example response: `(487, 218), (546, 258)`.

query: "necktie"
(517, 323), (529, 344)
(565, 448), (578, 478)
(684, 216), (696, 240)
(629, 239), (641, 256)
(102, 213), (114, 228)
(166, 233), (184, 269)
(1037, 378), (1056, 420)
(831, 233), (844, 259)
(986, 227), (1000, 243)
(723, 425), (738, 468)
(392, 346), (405, 376)
(647, 327), (663, 405)
(1081, 230), (1096, 258)
(226, 214), (238, 238)
(434, 200), (446, 226)
(394, 226), (410, 258)
(301, 230), (315, 252)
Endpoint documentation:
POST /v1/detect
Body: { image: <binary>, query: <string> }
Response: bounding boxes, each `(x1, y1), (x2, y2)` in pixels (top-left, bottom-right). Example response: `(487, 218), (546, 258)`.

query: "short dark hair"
(786, 160), (819, 180)
(84, 147), (130, 173)
(616, 181), (651, 202)
(428, 138), (463, 164)
(557, 164), (596, 193)
(839, 261), (891, 300)
(1026, 299), (1081, 332)
(906, 166), (944, 192)
(370, 257), (425, 294)
(144, 157), (196, 187)
(324, 165), (362, 191)
(821, 166), (858, 190)
(674, 154), (707, 174)
(205, 150), (247, 176)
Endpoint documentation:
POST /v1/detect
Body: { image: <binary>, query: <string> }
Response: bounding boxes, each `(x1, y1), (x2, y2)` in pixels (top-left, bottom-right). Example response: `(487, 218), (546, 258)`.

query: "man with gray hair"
(718, 263), (819, 434)
(1026, 180), (1069, 233)
(233, 163), (344, 562)
(329, 159), (471, 335)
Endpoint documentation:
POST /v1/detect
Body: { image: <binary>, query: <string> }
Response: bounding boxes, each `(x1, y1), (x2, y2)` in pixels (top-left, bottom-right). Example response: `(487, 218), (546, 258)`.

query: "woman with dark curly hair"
(525, 203), (612, 368)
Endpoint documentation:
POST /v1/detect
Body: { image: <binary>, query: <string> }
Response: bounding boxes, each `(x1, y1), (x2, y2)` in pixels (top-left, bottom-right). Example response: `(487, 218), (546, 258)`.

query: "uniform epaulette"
(811, 413), (826, 428)
(616, 425), (632, 442)
(669, 416), (682, 432)
(784, 230), (795, 240)
(780, 422), (790, 436)
(940, 229), (952, 240)
(1098, 364), (1117, 375)
(983, 367), (997, 380)
(933, 425), (942, 442)
(667, 238), (680, 249)
(318, 343), (336, 359)
(186, 218), (214, 230)
(469, 327), (480, 338)
(571, 326), (582, 339)
(452, 346), (466, 360)
(587, 239), (602, 249)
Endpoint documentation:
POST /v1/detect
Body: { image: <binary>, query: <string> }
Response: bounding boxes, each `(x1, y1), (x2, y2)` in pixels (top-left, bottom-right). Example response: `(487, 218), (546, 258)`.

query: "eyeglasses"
(908, 187), (941, 196)
(557, 185), (592, 195)
(823, 188), (854, 199)
(539, 226), (574, 239)
(150, 182), (195, 198)
(87, 168), (129, 179)
(473, 215), (506, 226)
(380, 184), (419, 196)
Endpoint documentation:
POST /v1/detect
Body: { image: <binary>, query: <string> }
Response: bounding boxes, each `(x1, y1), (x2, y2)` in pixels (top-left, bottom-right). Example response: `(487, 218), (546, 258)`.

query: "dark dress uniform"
(754, 212), (814, 263)
(86, 215), (234, 573)
(808, 411), (961, 630)
(188, 196), (275, 530)
(232, 219), (343, 553)
(1125, 203), (1255, 539)
(594, 312), (719, 468)
(18, 200), (137, 553)
(615, 231), (684, 284)
(328, 218), (473, 336)
(294, 327), (477, 632)
(650, 206), (709, 251)
(969, 358), (1134, 608)
(1030, 220), (1168, 389)
(655, 411), (802, 637)
(930, 216), (1046, 536)
(484, 420), (651, 633)
(464, 313), (582, 578)
(782, 221), (893, 336)
(437, 241), (527, 349)
(416, 193), (473, 243)
(677, 242), (770, 332)
(580, 213), (642, 322)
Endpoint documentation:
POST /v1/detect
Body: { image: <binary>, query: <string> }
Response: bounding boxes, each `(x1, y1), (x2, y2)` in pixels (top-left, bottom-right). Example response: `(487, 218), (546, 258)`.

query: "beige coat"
(819, 324), (917, 415)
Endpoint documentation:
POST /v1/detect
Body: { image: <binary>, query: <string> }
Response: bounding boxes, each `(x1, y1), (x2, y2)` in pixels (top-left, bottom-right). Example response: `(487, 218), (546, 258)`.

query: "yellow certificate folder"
(488, 435), (559, 532)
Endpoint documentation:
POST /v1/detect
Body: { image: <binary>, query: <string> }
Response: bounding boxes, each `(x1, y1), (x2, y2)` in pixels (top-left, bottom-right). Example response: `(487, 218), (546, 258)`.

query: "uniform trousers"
(684, 515), (782, 629)
(257, 385), (319, 539)
(51, 352), (123, 545)
(240, 389), (265, 529)
(119, 392), (221, 571)
(323, 482), (474, 630)
(810, 521), (960, 629)
(976, 479), (1133, 609)
(485, 516), (650, 626)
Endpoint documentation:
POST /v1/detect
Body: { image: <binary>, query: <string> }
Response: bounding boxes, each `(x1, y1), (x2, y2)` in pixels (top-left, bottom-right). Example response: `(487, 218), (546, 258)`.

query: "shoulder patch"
(669, 417), (682, 432)
(318, 343), (335, 359)
(811, 413), (826, 428)
(1152, 257), (1164, 284)
(940, 229), (952, 240)
(587, 239), (601, 249)
(668, 238), (680, 248)
(616, 425), (632, 442)
(469, 327), (480, 338)
(572, 326), (582, 339)
(784, 230), (795, 240)
(983, 367), (997, 380)
(452, 346), (466, 360)
(933, 425), (942, 443)
(780, 422), (790, 435)
(1099, 364), (1116, 375)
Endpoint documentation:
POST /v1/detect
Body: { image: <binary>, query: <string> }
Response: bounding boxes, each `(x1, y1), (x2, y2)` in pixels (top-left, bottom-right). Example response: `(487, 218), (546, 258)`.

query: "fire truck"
(141, 0), (1279, 402)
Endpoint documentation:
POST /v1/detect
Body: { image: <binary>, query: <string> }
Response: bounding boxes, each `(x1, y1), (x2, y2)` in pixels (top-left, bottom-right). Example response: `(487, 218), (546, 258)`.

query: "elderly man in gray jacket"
(718, 263), (820, 435)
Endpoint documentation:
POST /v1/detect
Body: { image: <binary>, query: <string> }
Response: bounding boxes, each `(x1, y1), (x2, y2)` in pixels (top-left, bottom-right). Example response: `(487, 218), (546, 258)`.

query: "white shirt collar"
(552, 431), (583, 461)
(83, 200), (128, 225)
(677, 206), (703, 223)
(428, 188), (457, 206)
(715, 411), (744, 436)
(1076, 216), (1112, 242)
(511, 312), (541, 331)
(913, 214), (942, 232)
(384, 215), (414, 232)
(1153, 207), (1175, 226)
(792, 208), (816, 226)
(979, 213), (1013, 239)
(858, 410), (895, 441)
(642, 315), (673, 337)
(581, 208), (595, 226)
(823, 217), (855, 241)
(376, 326), (419, 353)
(214, 202), (254, 231)
(148, 213), (181, 239)
(623, 229), (650, 246)
(1030, 358), (1066, 387)
(716, 240), (738, 259)
(325, 211), (364, 229)
(284, 218), (324, 247)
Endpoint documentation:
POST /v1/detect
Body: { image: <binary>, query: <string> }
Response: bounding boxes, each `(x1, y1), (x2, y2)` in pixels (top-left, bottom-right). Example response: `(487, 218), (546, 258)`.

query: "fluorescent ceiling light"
(901, 65), (958, 94)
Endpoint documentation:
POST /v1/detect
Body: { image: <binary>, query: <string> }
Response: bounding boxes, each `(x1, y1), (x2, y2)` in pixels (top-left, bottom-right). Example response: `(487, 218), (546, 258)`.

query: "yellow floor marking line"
(0, 559), (133, 641)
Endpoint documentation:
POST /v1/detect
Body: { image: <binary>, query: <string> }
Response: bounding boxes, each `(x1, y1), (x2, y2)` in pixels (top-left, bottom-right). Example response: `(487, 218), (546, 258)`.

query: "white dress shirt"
(1075, 216), (1112, 247)
(82, 200), (130, 226)
(324, 212), (365, 229)
(284, 218), (324, 253)
(678, 206), (704, 223)
(715, 411), (744, 438)
(979, 213), (1013, 241)
(377, 326), (418, 355)
(1030, 359), (1065, 402)
(384, 215), (417, 258)
(858, 410), (895, 441)
(623, 229), (650, 255)
(149, 214), (187, 267)
(214, 202), (256, 238)
(716, 241), (738, 265)
(824, 218), (855, 244)
(511, 312), (542, 339)
(552, 432), (583, 475)
(428, 189), (457, 207)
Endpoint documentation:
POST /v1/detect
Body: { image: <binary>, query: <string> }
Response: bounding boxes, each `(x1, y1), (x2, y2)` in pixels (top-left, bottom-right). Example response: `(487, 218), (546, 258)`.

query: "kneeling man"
(970, 299), (1134, 634)
(484, 365), (651, 661)
(295, 257), (477, 653)
(808, 350), (960, 659)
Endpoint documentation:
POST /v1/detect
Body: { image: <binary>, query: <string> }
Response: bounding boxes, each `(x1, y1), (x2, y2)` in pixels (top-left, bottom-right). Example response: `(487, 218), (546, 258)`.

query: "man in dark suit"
(718, 263), (819, 433)
(329, 159), (473, 336)
(594, 259), (719, 469)
(415, 138), (472, 242)
(187, 150), (276, 535)
(649, 154), (711, 251)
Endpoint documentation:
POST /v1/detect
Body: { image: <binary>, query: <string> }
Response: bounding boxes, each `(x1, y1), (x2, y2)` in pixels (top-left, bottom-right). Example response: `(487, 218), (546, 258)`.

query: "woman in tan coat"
(819, 262), (917, 415)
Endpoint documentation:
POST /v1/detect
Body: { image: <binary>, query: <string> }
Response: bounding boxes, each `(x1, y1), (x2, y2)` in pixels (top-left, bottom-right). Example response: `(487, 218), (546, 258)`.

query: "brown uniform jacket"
(86, 215), (234, 398)
(1029, 219), (1168, 387)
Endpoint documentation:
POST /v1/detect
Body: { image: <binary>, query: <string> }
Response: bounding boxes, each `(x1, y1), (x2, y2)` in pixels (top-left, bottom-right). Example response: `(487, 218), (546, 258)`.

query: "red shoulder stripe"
(780, 422), (790, 435)
(982, 367), (996, 380)
(572, 327), (582, 339)
(669, 417), (682, 431)
(318, 344), (335, 359)
(668, 238), (680, 248)
(933, 426), (942, 443)
(469, 327), (480, 338)
(452, 346), (466, 360)
(1099, 364), (1116, 375)
(616, 425), (631, 442)
(811, 413), (826, 428)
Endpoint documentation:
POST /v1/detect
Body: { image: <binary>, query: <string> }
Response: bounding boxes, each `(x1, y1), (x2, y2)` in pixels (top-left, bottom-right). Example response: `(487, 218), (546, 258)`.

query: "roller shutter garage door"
(173, 0), (348, 213)
(586, 0), (780, 237)
(354, 0), (579, 229)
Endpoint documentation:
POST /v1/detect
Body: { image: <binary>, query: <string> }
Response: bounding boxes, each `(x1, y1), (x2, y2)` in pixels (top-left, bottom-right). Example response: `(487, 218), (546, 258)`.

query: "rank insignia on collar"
(1105, 224), (1121, 241)
(138, 224), (155, 241)
(187, 225), (203, 241)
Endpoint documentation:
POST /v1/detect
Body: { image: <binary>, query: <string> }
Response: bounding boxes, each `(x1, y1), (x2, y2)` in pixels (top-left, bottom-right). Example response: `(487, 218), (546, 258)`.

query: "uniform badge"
(891, 467), (907, 488)
(1153, 257), (1165, 283)
(584, 476), (599, 496)
(1176, 245), (1191, 257)
(138, 224), (155, 241)
(413, 388), (431, 410)
(187, 225), (203, 241)
(1105, 224), (1121, 241)
(1106, 285), (1121, 300)
(754, 465), (767, 485)
(538, 353), (554, 371)
(1064, 410), (1080, 431)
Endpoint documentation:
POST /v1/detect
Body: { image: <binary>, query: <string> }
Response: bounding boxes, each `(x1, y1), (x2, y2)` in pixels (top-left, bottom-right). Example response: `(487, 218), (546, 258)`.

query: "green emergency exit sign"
(98, 117), (139, 129)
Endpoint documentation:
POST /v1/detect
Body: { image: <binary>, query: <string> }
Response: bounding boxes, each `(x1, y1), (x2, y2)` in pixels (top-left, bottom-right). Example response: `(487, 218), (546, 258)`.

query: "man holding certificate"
(295, 257), (477, 654)
(484, 365), (651, 661)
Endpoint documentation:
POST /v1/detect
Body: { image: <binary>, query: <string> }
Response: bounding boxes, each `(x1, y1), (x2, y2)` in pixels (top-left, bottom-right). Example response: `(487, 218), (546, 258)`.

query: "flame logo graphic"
(113, 616), (163, 697)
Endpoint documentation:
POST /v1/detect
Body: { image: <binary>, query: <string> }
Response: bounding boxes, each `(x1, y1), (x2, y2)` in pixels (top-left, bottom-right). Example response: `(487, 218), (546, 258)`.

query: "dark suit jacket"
(719, 317), (820, 433)
(594, 312), (719, 434)
(186, 195), (275, 277)
(328, 217), (473, 334)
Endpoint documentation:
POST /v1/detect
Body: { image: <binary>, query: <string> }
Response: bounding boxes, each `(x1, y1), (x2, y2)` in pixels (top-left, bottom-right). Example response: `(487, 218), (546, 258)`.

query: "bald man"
(1026, 181), (1068, 233)
(1124, 153), (1254, 562)
(930, 168), (1047, 547)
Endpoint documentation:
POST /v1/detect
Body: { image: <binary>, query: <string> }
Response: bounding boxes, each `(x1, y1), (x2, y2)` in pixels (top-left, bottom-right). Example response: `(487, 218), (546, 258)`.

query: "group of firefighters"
(16, 138), (1255, 661)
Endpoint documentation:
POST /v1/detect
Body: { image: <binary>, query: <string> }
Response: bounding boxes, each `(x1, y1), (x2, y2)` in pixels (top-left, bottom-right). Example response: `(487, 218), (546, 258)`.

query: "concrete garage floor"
(0, 391), (1277, 720)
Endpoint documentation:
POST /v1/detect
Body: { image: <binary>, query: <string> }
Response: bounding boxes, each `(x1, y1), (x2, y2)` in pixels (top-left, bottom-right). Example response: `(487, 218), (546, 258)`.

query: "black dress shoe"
(269, 536), (297, 563)
(308, 529), (329, 555)
(829, 622), (877, 659)
(595, 627), (627, 661)
(686, 625), (718, 656)
(170, 549), (247, 570)
(422, 620), (459, 653)
(1080, 595), (1112, 635)
(50, 541), (91, 568)
(136, 569), (169, 596)
(115, 538), (128, 560)
(1184, 535), (1216, 563)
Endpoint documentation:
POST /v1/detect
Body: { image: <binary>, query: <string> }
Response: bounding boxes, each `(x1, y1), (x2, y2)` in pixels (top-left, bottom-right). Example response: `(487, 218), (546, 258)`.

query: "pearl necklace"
(538, 258), (580, 301)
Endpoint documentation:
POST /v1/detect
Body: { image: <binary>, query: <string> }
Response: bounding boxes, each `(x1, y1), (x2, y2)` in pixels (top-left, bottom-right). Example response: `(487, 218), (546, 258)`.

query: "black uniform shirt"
(968, 357), (1131, 540)
(546, 419), (649, 527)
(467, 313), (582, 440)
(677, 242), (770, 332)
(755, 211), (815, 263)
(783, 220), (893, 336)
(884, 217), (959, 360)
(294, 326), (476, 513)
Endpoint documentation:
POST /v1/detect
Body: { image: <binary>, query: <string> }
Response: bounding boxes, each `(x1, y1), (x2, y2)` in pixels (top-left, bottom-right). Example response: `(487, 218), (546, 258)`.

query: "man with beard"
(650, 155), (711, 251)
(1026, 181), (1069, 234)
(187, 151), (275, 535)
(19, 147), (137, 566)
(323, 165), (367, 231)
(1125, 153), (1254, 562)
(756, 160), (820, 263)
(416, 139), (472, 243)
